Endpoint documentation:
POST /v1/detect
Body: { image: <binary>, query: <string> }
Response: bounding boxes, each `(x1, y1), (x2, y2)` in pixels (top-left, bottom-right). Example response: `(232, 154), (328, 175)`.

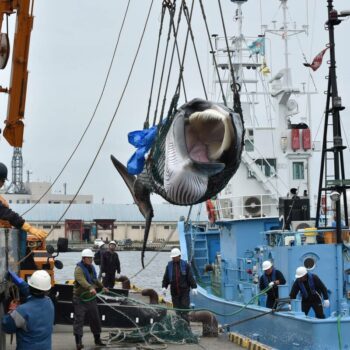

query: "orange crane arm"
(1, 0), (34, 147)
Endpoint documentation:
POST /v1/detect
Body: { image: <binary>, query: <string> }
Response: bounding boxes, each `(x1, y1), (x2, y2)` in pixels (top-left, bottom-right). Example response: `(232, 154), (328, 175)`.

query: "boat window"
(245, 129), (254, 151)
(304, 257), (316, 269)
(248, 158), (276, 178)
(131, 225), (140, 229)
(292, 162), (304, 180)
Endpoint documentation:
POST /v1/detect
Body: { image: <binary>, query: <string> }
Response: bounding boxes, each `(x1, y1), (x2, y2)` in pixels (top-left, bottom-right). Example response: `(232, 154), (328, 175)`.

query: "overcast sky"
(0, 0), (349, 204)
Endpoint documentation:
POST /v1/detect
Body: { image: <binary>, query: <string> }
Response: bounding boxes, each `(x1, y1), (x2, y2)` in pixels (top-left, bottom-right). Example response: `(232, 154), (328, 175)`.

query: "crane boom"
(0, 0), (34, 147)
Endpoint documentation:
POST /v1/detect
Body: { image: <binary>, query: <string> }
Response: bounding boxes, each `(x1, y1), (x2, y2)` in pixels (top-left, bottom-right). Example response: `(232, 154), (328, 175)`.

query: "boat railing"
(263, 227), (350, 247)
(213, 35), (264, 66)
(214, 194), (279, 220)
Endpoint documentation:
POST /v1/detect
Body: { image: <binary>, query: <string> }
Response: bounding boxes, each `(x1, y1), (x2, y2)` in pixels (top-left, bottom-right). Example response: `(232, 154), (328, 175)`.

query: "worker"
(2, 270), (54, 350)
(162, 248), (197, 323)
(0, 162), (47, 240)
(73, 248), (108, 350)
(290, 266), (330, 319)
(101, 240), (121, 288)
(259, 260), (286, 308)
(93, 241), (108, 280)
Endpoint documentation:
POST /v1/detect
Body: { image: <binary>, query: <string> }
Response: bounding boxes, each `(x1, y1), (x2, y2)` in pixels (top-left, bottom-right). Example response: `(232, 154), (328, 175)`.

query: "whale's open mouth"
(185, 108), (235, 163)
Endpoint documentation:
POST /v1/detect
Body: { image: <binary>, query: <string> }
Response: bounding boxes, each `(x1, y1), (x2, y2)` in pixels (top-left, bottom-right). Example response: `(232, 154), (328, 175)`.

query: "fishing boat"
(178, 0), (350, 349)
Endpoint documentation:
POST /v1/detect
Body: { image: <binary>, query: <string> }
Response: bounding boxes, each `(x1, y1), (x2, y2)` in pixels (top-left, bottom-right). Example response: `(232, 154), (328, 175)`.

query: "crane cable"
(44, 0), (155, 238)
(158, 0), (188, 122)
(181, 0), (208, 100)
(198, 0), (227, 106)
(144, 4), (167, 129)
(152, 1), (179, 127)
(20, 0), (132, 216)
(217, 0), (241, 115)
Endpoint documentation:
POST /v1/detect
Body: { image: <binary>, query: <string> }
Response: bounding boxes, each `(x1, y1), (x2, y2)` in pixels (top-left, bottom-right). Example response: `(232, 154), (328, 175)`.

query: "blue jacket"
(2, 293), (54, 350)
(162, 259), (197, 296)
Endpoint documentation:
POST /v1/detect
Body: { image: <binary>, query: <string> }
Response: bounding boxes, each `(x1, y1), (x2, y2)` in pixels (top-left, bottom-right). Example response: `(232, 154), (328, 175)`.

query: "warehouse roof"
(11, 203), (208, 223)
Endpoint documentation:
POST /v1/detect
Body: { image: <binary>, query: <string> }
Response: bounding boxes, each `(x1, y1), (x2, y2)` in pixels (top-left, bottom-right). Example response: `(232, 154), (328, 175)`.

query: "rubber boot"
(74, 334), (84, 350)
(94, 334), (106, 346)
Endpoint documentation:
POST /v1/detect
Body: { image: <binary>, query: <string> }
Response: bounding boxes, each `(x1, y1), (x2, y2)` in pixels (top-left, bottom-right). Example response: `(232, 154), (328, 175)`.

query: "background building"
(9, 203), (207, 243)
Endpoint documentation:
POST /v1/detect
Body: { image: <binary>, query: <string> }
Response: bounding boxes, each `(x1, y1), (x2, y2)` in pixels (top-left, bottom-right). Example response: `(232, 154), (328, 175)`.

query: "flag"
(248, 37), (265, 56)
(303, 47), (329, 71)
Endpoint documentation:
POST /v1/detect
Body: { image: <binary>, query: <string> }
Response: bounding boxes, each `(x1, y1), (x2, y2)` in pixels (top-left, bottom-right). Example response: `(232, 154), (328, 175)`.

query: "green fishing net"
(106, 313), (198, 346)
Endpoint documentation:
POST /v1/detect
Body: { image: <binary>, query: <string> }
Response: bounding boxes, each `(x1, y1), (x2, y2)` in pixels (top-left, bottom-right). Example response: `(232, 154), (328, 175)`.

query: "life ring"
(206, 200), (216, 224)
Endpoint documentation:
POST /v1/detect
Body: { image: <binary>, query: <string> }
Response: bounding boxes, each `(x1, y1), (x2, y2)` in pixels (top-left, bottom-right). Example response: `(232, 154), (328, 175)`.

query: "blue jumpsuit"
(2, 282), (54, 350)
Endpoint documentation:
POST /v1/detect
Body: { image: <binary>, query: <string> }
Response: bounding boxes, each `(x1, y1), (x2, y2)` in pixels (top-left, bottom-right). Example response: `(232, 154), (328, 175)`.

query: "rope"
(45, 0), (155, 238)
(145, 4), (167, 129)
(129, 226), (177, 280)
(153, 1), (177, 126)
(20, 0), (132, 216)
(198, 0), (227, 106)
(171, 0), (192, 111)
(217, 0), (243, 118)
(182, 0), (208, 99)
(159, 0), (187, 122)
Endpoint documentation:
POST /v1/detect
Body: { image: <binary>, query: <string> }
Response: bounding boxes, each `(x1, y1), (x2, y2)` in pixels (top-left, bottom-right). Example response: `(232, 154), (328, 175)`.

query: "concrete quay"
(5, 325), (245, 350)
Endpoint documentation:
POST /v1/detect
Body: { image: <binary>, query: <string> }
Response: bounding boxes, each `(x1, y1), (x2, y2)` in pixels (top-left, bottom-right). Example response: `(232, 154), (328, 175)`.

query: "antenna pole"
(316, 0), (349, 242)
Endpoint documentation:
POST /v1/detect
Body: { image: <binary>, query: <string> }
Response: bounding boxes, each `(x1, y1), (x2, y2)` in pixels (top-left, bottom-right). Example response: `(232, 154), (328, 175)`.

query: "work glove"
(7, 270), (24, 286)
(161, 287), (167, 297)
(101, 272), (106, 278)
(287, 304), (292, 311)
(191, 288), (198, 296)
(323, 300), (330, 308)
(116, 273), (120, 279)
(21, 222), (48, 240)
(8, 299), (20, 313)
(268, 281), (275, 287)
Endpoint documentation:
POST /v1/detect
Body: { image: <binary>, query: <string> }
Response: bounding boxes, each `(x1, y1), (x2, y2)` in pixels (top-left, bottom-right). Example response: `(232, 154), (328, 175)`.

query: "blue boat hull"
(192, 285), (349, 350)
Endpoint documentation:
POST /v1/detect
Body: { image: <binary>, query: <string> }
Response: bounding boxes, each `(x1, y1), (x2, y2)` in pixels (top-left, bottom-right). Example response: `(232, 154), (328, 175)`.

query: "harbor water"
(55, 251), (170, 292)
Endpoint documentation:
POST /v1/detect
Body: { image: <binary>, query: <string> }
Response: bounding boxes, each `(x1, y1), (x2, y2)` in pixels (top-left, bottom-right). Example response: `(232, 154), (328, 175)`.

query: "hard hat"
(28, 270), (51, 291)
(295, 266), (308, 279)
(170, 248), (181, 258)
(81, 248), (94, 258)
(0, 162), (8, 180)
(109, 240), (117, 246)
(262, 260), (273, 271)
(96, 241), (104, 247)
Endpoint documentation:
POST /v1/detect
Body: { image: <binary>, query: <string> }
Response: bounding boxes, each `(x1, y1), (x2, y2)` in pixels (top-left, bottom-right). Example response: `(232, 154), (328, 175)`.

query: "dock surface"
(6, 325), (243, 349)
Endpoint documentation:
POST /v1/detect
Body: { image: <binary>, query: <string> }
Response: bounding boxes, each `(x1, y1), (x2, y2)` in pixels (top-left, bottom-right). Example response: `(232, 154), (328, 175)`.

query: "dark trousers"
(302, 299), (325, 319)
(172, 292), (190, 323)
(102, 273), (115, 288)
(73, 296), (102, 336)
(266, 296), (276, 309)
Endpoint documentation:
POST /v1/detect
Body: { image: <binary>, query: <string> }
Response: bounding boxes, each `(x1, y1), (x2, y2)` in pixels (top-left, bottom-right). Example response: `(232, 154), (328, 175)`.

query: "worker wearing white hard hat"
(161, 247), (197, 323)
(73, 248), (109, 349)
(259, 260), (286, 308)
(290, 266), (330, 319)
(100, 240), (121, 289)
(2, 269), (54, 349)
(170, 247), (181, 258)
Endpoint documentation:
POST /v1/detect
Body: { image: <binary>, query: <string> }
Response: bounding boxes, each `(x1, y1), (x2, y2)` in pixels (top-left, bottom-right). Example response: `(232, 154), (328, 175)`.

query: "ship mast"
(315, 0), (350, 242)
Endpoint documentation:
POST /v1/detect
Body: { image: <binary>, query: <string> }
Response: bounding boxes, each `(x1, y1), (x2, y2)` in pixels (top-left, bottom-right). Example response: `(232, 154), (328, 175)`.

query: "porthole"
(304, 257), (316, 270)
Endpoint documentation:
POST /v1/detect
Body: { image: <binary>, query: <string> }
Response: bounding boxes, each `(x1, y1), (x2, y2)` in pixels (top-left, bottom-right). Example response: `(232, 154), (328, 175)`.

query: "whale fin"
(111, 155), (154, 268)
